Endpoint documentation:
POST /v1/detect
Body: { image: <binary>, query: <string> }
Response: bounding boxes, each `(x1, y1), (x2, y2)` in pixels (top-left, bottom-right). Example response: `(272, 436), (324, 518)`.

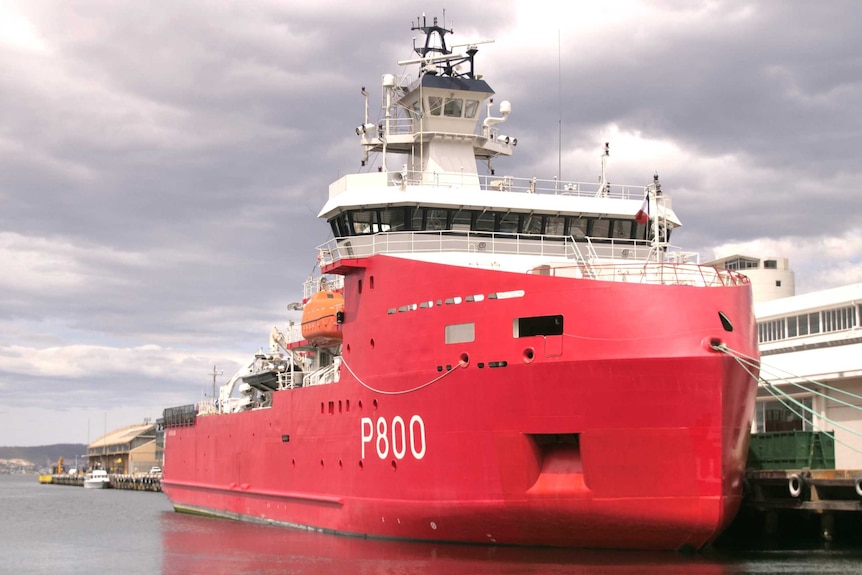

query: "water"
(2, 474), (860, 574)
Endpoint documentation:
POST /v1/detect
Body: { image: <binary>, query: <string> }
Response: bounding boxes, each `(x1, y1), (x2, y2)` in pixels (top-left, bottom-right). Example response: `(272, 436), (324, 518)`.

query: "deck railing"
(316, 231), (748, 288)
(531, 261), (750, 287)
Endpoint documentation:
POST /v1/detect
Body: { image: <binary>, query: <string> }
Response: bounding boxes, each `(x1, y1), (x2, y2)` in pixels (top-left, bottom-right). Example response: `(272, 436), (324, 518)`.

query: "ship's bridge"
(398, 73), (494, 137)
(358, 70), (513, 186)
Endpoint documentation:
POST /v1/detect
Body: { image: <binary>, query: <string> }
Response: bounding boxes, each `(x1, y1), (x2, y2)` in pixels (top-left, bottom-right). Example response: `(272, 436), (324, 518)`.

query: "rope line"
(713, 342), (862, 458)
(718, 344), (862, 404)
(341, 356), (467, 395)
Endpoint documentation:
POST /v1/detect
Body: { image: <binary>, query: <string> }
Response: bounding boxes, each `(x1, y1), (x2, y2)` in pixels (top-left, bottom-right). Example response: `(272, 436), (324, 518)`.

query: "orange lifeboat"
(301, 291), (344, 346)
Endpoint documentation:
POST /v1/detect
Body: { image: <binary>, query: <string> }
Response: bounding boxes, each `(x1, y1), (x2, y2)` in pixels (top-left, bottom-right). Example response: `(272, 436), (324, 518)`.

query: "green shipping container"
(747, 431), (835, 470)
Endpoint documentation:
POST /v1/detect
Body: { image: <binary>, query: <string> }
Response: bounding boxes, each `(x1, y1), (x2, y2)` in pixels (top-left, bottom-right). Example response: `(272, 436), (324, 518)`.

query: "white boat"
(83, 469), (111, 489)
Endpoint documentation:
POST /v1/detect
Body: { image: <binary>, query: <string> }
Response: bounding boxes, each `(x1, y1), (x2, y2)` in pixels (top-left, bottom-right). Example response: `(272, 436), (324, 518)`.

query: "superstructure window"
(380, 208), (409, 232)
(569, 218), (588, 239)
(451, 209), (473, 231)
(514, 315), (564, 338)
(475, 211), (495, 232)
(444, 98), (463, 117)
(428, 96), (442, 116)
(613, 220), (633, 239)
(498, 212), (520, 234)
(350, 210), (378, 234)
(634, 221), (649, 240)
(590, 219), (610, 239)
(545, 216), (565, 236)
(332, 208), (655, 242)
(411, 207), (425, 231)
(522, 214), (542, 234)
(465, 100), (480, 118)
(426, 208), (449, 230)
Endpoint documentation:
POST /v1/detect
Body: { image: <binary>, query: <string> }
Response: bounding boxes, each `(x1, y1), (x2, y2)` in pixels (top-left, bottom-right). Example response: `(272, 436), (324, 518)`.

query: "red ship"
(162, 16), (759, 551)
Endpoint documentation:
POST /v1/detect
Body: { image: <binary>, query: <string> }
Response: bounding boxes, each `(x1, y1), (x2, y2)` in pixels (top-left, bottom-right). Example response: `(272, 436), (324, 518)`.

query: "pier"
(41, 473), (162, 492)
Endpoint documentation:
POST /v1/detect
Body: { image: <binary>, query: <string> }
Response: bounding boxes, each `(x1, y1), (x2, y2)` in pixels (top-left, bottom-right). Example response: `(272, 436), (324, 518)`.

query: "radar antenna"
(410, 15), (478, 79)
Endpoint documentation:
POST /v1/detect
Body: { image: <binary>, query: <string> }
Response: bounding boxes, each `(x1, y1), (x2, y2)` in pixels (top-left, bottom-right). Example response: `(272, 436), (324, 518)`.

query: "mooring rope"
(712, 342), (862, 458)
(340, 356), (467, 395)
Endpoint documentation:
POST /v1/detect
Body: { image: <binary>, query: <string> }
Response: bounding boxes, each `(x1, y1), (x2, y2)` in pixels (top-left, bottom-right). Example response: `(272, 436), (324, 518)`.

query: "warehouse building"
(87, 422), (159, 474)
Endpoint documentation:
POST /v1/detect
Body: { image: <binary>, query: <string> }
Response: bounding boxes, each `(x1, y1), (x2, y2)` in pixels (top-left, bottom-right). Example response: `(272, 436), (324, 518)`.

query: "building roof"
(88, 423), (155, 449)
(756, 282), (862, 318)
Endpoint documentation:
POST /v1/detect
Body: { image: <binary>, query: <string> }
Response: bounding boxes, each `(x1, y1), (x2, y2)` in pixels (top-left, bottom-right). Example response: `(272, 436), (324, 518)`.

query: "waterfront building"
(87, 422), (160, 474)
(710, 255), (862, 469)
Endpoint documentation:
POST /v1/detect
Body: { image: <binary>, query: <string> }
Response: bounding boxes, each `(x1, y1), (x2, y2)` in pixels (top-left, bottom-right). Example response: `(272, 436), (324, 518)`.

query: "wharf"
(721, 468), (862, 545)
(42, 473), (161, 492)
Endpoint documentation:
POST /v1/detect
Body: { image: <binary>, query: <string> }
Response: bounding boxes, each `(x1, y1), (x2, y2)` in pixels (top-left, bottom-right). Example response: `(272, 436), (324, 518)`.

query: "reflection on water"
(159, 511), (729, 575)
(4, 475), (862, 575)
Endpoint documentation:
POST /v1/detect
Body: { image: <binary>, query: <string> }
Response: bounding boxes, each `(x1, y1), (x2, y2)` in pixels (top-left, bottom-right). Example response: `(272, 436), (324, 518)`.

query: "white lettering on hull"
(361, 415), (426, 460)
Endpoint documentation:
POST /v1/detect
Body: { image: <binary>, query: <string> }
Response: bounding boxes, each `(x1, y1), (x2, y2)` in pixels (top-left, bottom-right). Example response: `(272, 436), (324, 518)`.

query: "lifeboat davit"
(301, 291), (344, 346)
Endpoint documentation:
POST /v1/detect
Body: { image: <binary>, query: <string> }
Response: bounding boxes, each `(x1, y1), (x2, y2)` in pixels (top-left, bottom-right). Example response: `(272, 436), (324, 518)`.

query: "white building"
(707, 254), (795, 303)
(709, 255), (862, 469)
(753, 283), (862, 468)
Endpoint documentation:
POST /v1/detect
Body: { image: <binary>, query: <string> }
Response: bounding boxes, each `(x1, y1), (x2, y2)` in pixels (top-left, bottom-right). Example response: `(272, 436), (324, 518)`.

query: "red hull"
(163, 256), (758, 550)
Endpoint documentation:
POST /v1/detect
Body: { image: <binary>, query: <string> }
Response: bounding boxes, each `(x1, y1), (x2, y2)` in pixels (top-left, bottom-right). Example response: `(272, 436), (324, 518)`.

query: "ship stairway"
(714, 342), (862, 460)
(565, 236), (599, 278)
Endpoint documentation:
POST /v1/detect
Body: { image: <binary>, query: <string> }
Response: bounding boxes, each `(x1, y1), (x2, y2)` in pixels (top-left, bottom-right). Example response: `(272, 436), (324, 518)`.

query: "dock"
(42, 473), (162, 492)
(719, 465), (862, 546)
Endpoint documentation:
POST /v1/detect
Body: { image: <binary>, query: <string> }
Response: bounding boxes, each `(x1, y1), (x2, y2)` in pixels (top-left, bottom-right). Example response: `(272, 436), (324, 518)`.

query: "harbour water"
(2, 474), (860, 574)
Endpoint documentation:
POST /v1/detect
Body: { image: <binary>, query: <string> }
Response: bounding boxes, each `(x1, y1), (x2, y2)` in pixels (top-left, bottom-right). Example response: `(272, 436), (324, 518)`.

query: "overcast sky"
(2, 1), (861, 447)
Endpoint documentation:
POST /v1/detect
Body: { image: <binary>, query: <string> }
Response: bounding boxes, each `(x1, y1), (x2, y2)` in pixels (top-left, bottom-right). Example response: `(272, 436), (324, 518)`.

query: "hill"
(0, 444), (88, 471)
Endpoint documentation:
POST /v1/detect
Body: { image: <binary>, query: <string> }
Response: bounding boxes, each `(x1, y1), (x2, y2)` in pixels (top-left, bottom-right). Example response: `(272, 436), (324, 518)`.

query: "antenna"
(557, 29), (562, 183)
(209, 364), (223, 401)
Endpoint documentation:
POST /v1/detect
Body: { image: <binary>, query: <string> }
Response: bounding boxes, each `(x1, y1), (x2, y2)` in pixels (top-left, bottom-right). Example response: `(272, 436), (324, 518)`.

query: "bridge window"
(451, 209), (473, 231)
(546, 216), (565, 236)
(465, 99), (480, 118)
(428, 96), (442, 116)
(475, 211), (495, 232)
(569, 218), (588, 239)
(523, 214), (543, 234)
(332, 208), (653, 242)
(380, 208), (409, 232)
(613, 220), (633, 239)
(498, 212), (520, 234)
(426, 208), (449, 230)
(634, 220), (649, 240)
(444, 98), (463, 117)
(590, 219), (610, 238)
(350, 210), (378, 234)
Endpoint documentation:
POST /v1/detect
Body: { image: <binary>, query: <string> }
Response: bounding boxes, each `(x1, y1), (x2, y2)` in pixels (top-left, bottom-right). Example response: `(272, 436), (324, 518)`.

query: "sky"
(2, 0), (861, 446)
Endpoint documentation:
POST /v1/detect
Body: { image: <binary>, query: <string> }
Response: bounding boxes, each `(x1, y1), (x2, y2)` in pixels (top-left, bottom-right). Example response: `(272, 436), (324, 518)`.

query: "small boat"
(83, 469), (111, 489)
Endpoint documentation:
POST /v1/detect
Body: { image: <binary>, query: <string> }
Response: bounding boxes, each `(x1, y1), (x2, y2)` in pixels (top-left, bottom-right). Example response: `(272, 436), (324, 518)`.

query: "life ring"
(855, 477), (862, 498)
(788, 474), (803, 498)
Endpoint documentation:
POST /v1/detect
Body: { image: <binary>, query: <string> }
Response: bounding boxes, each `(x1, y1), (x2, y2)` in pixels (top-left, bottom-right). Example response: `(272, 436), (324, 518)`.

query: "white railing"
(386, 168), (646, 199)
(316, 231), (746, 288)
(303, 274), (345, 301)
(530, 261), (750, 287)
(317, 231), (659, 266)
(304, 363), (340, 387)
